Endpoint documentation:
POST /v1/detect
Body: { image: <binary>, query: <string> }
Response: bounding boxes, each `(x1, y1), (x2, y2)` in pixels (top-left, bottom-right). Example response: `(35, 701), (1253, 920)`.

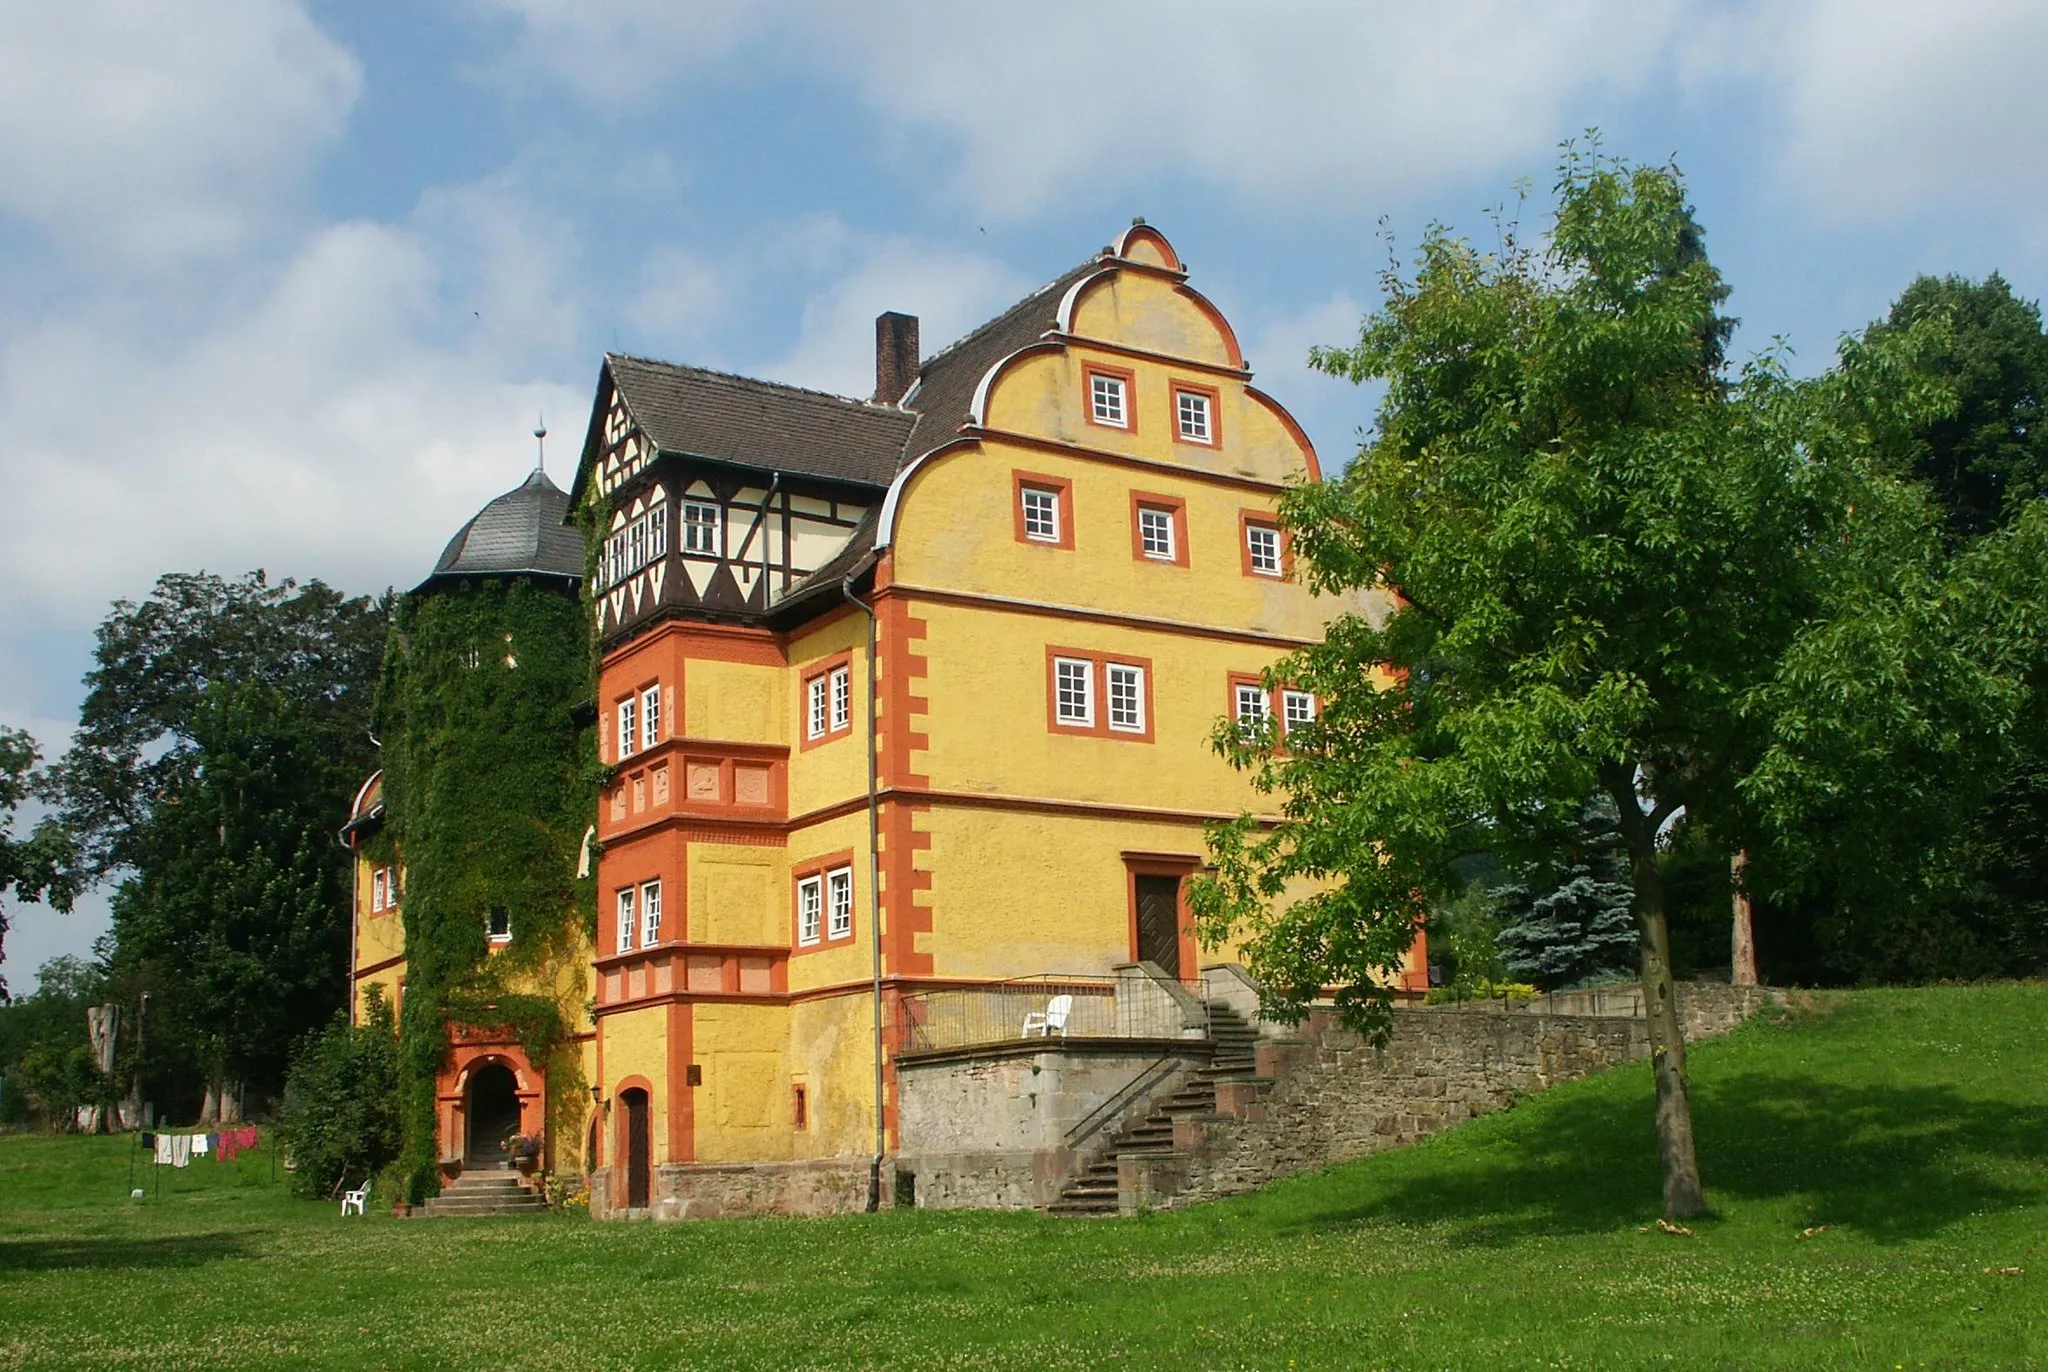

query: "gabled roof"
(605, 355), (915, 490)
(420, 466), (584, 591)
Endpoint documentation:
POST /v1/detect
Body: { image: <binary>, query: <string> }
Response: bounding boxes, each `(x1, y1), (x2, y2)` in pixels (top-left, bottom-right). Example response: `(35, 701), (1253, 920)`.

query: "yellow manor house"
(347, 221), (1424, 1219)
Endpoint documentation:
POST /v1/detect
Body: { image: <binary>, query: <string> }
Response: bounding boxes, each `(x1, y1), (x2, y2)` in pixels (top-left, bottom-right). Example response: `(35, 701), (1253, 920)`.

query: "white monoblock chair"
(1021, 993), (1074, 1039)
(340, 1180), (371, 1217)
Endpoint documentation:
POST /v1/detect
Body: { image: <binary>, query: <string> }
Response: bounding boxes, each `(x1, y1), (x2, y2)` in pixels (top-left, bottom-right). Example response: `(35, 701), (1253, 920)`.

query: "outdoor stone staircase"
(1047, 1002), (1268, 1216)
(421, 1167), (548, 1218)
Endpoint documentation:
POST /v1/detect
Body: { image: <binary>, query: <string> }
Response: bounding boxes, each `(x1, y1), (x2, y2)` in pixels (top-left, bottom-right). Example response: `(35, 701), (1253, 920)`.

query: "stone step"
(422, 1200), (548, 1217)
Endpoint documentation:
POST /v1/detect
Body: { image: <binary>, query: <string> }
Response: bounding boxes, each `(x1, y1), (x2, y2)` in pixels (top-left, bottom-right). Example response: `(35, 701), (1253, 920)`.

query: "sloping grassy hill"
(1, 987), (2043, 1369)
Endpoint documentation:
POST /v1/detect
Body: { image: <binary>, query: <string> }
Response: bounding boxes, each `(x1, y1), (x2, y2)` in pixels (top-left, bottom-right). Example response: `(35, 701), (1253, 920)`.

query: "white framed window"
(1020, 486), (1060, 543)
(627, 518), (647, 573)
(1138, 506), (1175, 561)
(1235, 683), (1271, 737)
(605, 530), (627, 588)
(806, 674), (829, 740)
(371, 867), (387, 912)
(648, 504), (669, 558)
(1246, 523), (1282, 576)
(617, 697), (637, 760)
(1090, 373), (1128, 428)
(827, 867), (853, 940)
(615, 887), (636, 953)
(682, 501), (721, 555)
(829, 665), (851, 732)
(1054, 657), (1094, 727)
(796, 875), (823, 946)
(1107, 663), (1146, 734)
(1282, 690), (1317, 735)
(385, 868), (399, 908)
(487, 906), (512, 943)
(640, 685), (661, 751)
(1176, 390), (1212, 443)
(640, 879), (662, 946)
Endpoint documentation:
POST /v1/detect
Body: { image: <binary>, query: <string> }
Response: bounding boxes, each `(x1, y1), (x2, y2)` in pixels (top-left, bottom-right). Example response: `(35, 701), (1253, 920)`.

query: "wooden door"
(1135, 875), (1183, 978)
(622, 1088), (650, 1210)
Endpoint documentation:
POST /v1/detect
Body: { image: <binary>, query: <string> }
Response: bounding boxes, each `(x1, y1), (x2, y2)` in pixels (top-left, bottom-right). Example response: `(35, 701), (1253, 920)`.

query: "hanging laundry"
(140, 1131), (155, 1150)
(169, 1134), (191, 1168)
(154, 1134), (174, 1165)
(192, 1133), (209, 1157)
(218, 1125), (258, 1162)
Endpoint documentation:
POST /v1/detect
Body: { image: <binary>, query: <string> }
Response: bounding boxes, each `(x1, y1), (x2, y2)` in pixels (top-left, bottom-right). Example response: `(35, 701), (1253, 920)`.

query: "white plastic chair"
(340, 1180), (371, 1217)
(1021, 994), (1074, 1038)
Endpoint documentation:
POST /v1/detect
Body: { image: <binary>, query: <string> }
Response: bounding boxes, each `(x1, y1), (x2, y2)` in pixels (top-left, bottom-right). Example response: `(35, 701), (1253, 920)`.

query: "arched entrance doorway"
(619, 1086), (651, 1210)
(465, 1062), (521, 1166)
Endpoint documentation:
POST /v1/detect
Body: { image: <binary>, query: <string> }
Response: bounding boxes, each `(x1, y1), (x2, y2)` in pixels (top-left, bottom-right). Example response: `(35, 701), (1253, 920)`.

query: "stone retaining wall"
(1165, 982), (1780, 1207)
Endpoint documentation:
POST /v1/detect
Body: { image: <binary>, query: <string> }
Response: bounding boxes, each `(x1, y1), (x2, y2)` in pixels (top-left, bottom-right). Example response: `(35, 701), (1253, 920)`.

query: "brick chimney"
(874, 311), (919, 405)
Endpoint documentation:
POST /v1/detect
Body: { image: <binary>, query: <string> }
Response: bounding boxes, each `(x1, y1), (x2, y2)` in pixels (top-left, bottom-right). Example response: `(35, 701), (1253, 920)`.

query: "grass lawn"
(1, 986), (2045, 1370)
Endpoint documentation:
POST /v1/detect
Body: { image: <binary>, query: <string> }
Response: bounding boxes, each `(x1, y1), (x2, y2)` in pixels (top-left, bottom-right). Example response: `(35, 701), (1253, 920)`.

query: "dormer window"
(682, 501), (721, 556)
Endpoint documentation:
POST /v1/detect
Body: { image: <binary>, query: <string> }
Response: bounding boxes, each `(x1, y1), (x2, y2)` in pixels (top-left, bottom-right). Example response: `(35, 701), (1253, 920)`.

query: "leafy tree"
(277, 987), (401, 1199)
(0, 957), (99, 1128)
(0, 728), (79, 999)
(1867, 273), (2048, 543)
(56, 572), (387, 1117)
(1191, 147), (2037, 1219)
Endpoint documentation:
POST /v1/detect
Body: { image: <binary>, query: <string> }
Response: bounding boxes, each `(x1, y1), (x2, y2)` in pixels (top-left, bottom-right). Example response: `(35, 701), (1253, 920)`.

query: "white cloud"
(0, 0), (361, 266)
(1699, 0), (2048, 225)
(479, 0), (1683, 216)
(766, 237), (1032, 397)
(0, 197), (588, 628)
(1240, 291), (1377, 471)
(626, 244), (731, 344)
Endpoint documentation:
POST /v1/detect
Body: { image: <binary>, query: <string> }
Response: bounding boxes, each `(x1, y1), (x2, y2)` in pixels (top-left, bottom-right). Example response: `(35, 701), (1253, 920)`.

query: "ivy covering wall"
(373, 577), (598, 1199)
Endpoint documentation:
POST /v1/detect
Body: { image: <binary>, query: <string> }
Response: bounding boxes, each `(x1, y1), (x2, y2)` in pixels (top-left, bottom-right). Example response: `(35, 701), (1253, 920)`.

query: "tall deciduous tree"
(57, 572), (387, 1116)
(1192, 148), (2021, 1219)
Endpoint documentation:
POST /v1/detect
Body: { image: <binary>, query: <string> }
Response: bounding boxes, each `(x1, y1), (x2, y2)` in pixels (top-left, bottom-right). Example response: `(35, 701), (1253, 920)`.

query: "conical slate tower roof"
(419, 466), (583, 591)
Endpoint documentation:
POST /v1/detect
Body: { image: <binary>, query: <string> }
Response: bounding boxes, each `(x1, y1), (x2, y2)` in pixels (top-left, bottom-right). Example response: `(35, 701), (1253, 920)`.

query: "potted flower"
(504, 1132), (542, 1175)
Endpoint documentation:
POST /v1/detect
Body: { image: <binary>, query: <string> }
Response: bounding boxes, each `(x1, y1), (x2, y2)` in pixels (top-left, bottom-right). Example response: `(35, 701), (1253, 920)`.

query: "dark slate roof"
(899, 260), (1102, 464)
(607, 355), (915, 489)
(421, 466), (584, 589)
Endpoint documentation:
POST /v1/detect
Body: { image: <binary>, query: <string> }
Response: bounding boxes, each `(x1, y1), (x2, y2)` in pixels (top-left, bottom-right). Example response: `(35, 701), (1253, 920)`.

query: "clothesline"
(142, 1125), (260, 1168)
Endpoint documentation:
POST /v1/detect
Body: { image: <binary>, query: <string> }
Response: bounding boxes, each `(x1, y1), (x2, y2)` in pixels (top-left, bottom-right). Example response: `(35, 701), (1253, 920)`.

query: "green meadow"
(2, 986), (2043, 1370)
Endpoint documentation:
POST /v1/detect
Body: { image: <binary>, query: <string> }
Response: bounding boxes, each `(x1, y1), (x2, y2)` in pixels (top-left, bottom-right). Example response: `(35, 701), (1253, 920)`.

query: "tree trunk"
(1730, 851), (1758, 987)
(199, 1079), (220, 1127)
(1610, 773), (1708, 1219)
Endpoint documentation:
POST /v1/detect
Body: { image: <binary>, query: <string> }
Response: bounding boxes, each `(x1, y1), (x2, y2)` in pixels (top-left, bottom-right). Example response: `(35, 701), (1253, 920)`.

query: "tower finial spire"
(533, 414), (547, 475)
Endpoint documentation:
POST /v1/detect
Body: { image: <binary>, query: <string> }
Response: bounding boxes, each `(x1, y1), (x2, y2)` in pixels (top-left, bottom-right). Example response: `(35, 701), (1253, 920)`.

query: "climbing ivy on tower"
(373, 577), (599, 1200)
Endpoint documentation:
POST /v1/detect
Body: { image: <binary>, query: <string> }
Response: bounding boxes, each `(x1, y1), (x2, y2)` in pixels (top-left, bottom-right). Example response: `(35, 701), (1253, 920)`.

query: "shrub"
(277, 987), (400, 1199)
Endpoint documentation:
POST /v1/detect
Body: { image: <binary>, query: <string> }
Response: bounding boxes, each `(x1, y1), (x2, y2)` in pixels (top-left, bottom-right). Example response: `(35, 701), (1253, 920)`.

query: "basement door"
(1135, 874), (1183, 979)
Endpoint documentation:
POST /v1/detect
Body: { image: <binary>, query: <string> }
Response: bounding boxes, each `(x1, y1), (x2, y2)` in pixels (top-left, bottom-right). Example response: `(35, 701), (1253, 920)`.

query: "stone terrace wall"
(1171, 982), (1779, 1207)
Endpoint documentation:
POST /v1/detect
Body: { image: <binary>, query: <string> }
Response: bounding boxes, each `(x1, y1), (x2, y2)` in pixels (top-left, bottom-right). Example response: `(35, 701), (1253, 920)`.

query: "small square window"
(1107, 663), (1146, 733)
(616, 697), (637, 760)
(640, 685), (661, 752)
(830, 666), (851, 732)
(487, 906), (512, 944)
(827, 868), (853, 940)
(1283, 690), (1316, 735)
(1138, 506), (1175, 561)
(1235, 683), (1271, 738)
(1054, 657), (1094, 727)
(616, 887), (636, 952)
(682, 501), (722, 556)
(1090, 373), (1128, 428)
(797, 876), (823, 946)
(640, 879), (662, 947)
(1176, 390), (1212, 443)
(1246, 523), (1282, 577)
(1021, 486), (1060, 542)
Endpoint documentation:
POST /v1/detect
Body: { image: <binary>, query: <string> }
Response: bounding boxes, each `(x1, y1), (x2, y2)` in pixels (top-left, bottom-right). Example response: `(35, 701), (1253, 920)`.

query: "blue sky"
(5, 0), (2048, 988)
